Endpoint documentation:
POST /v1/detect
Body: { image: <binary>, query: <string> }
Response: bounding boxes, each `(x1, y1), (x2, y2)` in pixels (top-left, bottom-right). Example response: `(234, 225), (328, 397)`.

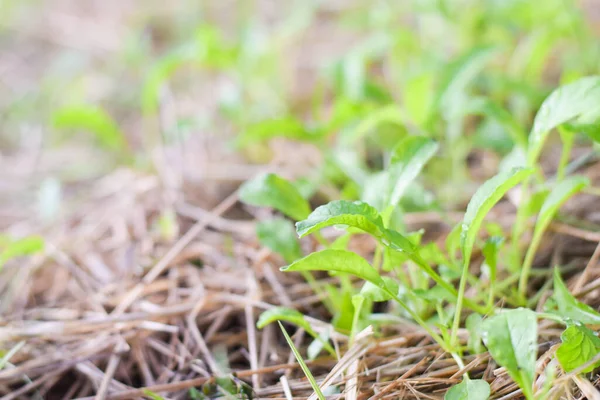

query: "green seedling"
(0, 236), (45, 272)
(257, 307), (335, 357)
(452, 167), (532, 346)
(518, 177), (589, 297)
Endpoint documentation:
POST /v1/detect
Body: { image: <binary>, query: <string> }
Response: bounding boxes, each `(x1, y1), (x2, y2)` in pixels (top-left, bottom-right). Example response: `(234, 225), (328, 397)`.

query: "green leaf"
(437, 46), (499, 120)
(257, 307), (335, 356)
(239, 173), (311, 221)
(278, 322), (326, 400)
(281, 249), (383, 287)
(551, 268), (600, 325)
(256, 218), (302, 263)
(556, 325), (600, 373)
(296, 200), (385, 239)
(529, 76), (600, 165)
(236, 116), (317, 148)
(387, 136), (438, 207)
(359, 277), (399, 302)
(444, 379), (490, 400)
(52, 105), (127, 152)
(481, 308), (537, 398)
(142, 390), (166, 400)
(519, 177), (589, 294)
(461, 167), (532, 264)
(0, 236), (45, 271)
(404, 72), (434, 127)
(538, 177), (589, 232)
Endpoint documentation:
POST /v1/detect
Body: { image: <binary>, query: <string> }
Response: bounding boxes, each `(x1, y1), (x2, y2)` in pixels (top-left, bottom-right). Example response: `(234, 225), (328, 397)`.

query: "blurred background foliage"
(1, 0), (599, 226)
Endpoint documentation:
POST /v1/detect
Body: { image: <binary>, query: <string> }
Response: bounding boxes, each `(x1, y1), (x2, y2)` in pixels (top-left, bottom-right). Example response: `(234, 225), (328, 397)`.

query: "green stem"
(386, 288), (453, 354)
(450, 257), (470, 348)
(412, 254), (487, 314)
(557, 127), (574, 182)
(509, 178), (530, 272)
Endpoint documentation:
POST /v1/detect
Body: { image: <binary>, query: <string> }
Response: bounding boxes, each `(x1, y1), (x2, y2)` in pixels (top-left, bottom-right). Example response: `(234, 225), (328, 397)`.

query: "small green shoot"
(0, 236), (45, 272)
(452, 167), (532, 345)
(52, 105), (128, 152)
(278, 322), (326, 400)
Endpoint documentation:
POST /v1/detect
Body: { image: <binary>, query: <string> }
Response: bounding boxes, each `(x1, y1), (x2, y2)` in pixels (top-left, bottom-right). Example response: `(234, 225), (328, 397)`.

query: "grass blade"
(278, 322), (326, 400)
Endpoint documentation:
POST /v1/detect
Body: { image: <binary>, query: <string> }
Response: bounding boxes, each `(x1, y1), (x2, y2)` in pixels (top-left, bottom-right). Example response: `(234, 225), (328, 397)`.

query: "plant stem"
(385, 288), (453, 353)
(557, 127), (574, 182)
(450, 258), (469, 348)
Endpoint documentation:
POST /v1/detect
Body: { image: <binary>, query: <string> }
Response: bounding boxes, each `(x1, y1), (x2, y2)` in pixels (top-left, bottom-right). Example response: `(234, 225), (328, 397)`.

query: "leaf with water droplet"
(296, 200), (385, 238)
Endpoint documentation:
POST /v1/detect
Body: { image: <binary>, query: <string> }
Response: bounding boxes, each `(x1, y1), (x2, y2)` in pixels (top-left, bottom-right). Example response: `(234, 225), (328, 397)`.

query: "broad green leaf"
(359, 277), (398, 302)
(444, 379), (490, 400)
(281, 250), (383, 287)
(278, 322), (326, 400)
(556, 325), (600, 373)
(239, 173), (311, 221)
(519, 177), (589, 294)
(481, 308), (537, 397)
(53, 105), (127, 152)
(551, 268), (600, 325)
(256, 218), (302, 263)
(461, 167), (532, 264)
(296, 200), (385, 239)
(388, 136), (438, 207)
(0, 236), (45, 271)
(528, 76), (600, 165)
